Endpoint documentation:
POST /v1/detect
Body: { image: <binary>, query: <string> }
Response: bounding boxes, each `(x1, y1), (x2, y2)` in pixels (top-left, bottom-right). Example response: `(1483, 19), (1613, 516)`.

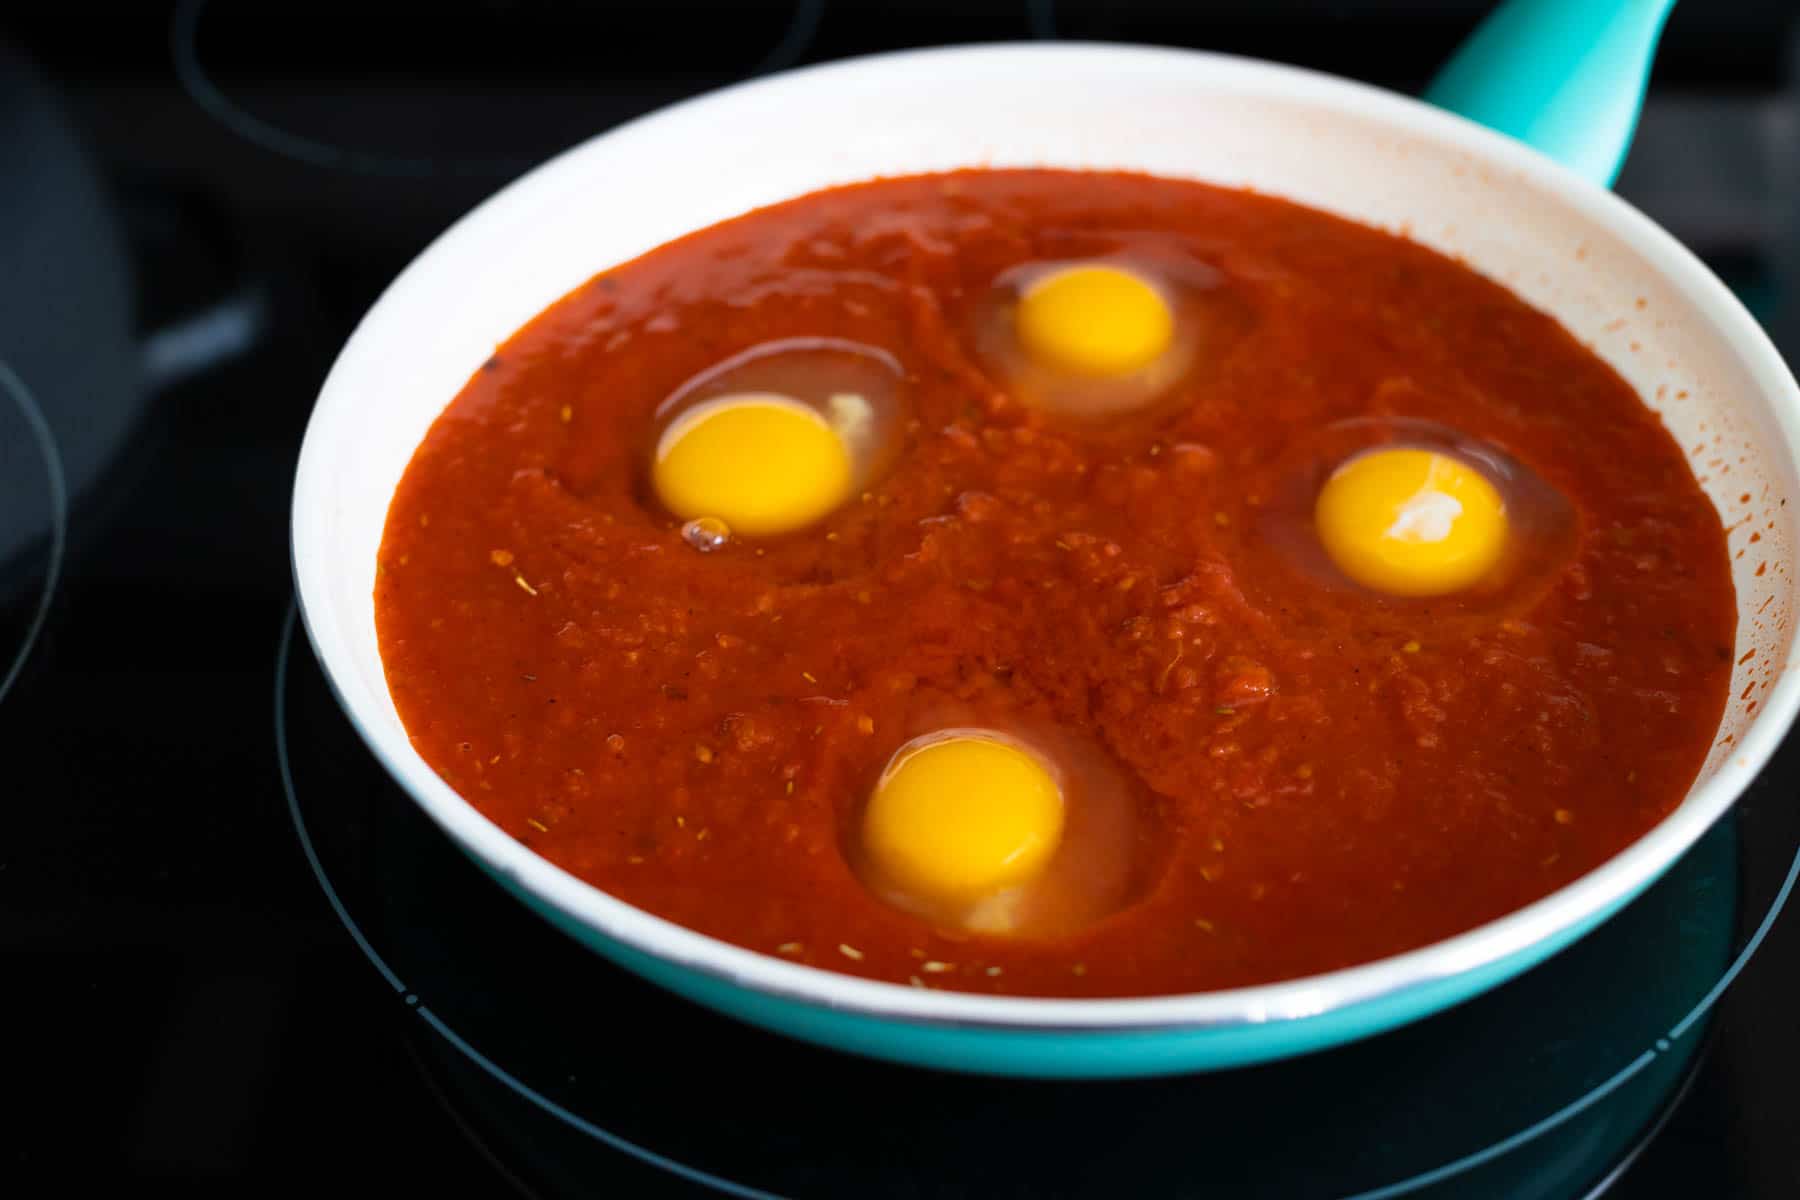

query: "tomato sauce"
(375, 170), (1735, 997)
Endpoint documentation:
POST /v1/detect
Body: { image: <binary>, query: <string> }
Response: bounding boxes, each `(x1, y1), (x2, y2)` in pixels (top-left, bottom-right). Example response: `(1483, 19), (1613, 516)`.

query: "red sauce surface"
(375, 170), (1735, 997)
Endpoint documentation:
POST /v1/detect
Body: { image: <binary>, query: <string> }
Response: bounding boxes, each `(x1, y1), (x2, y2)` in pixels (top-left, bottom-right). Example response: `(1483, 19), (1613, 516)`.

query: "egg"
(1015, 264), (1175, 377)
(974, 252), (1240, 422)
(651, 337), (906, 540)
(1244, 416), (1576, 623)
(1315, 447), (1510, 597)
(654, 394), (854, 537)
(863, 732), (1066, 905)
(849, 712), (1163, 938)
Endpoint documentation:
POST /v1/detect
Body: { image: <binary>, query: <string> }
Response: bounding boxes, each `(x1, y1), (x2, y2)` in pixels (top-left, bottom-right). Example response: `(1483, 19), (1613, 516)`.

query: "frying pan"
(291, 5), (1800, 1076)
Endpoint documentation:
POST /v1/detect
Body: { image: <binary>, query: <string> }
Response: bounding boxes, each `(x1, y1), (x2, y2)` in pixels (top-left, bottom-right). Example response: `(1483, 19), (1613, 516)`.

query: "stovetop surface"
(5, 2), (1799, 1195)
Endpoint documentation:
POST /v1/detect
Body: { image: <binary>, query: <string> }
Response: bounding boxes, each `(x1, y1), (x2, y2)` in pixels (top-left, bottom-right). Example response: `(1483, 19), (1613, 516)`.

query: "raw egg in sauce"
(863, 732), (1066, 906)
(1315, 446), (1510, 597)
(974, 252), (1239, 422)
(1246, 417), (1576, 622)
(1015, 263), (1175, 377)
(850, 719), (1161, 938)
(655, 394), (853, 536)
(651, 337), (906, 539)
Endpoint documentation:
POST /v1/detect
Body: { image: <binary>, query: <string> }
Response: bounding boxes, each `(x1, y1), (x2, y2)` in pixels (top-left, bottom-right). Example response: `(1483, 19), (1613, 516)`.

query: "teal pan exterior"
(479, 856), (1658, 1078)
(1424, 0), (1675, 186)
(475, 852), (1656, 1079)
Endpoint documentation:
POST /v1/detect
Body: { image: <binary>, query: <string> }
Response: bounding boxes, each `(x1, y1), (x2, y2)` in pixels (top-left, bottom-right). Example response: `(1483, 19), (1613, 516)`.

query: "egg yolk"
(863, 734), (1065, 906)
(653, 393), (853, 536)
(1015, 264), (1175, 376)
(1315, 447), (1509, 596)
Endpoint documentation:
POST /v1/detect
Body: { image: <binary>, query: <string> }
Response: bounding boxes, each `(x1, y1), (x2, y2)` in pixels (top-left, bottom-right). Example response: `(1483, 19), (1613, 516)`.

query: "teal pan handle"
(1424, 0), (1678, 188)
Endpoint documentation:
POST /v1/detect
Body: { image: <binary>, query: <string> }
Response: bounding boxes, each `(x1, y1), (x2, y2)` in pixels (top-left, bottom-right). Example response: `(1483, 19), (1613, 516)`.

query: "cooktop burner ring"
(171, 0), (828, 178)
(0, 358), (67, 707)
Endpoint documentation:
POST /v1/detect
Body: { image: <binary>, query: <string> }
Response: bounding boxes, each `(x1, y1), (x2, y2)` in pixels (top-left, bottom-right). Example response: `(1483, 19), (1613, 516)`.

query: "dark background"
(3, 1), (1797, 1195)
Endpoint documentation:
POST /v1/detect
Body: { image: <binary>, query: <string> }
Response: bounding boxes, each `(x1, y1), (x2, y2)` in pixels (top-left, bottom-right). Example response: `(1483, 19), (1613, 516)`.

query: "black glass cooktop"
(6, 2), (1800, 1195)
